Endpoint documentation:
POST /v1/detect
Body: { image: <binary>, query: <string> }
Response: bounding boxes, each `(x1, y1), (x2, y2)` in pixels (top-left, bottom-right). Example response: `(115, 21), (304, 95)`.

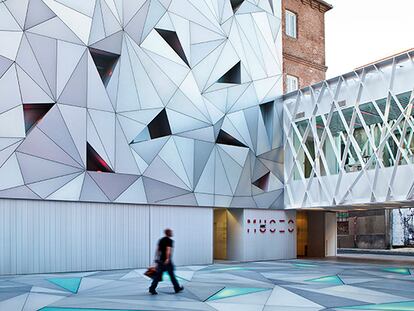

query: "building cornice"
(283, 52), (328, 72)
(355, 48), (414, 70)
(297, 0), (333, 13)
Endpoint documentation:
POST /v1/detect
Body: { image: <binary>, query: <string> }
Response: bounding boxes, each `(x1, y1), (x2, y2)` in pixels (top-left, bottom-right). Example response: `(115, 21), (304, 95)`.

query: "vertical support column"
(325, 212), (337, 257)
(385, 209), (392, 249)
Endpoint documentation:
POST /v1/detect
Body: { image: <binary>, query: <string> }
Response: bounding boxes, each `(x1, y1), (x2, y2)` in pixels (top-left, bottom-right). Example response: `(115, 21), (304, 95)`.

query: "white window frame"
(285, 10), (297, 38)
(286, 75), (299, 93)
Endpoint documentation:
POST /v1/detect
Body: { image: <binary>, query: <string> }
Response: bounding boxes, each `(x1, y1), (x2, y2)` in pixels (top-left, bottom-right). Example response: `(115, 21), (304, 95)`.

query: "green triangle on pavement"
(305, 275), (344, 285)
(206, 287), (270, 301)
(162, 272), (188, 282)
(47, 277), (82, 294)
(214, 267), (247, 271)
(382, 267), (411, 275)
(340, 300), (414, 310)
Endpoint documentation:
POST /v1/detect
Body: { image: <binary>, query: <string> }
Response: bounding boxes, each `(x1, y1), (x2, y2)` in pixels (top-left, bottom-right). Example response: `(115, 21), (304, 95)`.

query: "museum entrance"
(297, 211), (308, 257)
(213, 208), (244, 261)
(213, 208), (228, 260)
(296, 210), (337, 258)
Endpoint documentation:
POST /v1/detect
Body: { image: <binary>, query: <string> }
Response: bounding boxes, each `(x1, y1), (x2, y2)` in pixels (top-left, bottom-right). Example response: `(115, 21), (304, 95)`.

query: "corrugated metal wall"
(150, 206), (213, 266)
(0, 199), (212, 275)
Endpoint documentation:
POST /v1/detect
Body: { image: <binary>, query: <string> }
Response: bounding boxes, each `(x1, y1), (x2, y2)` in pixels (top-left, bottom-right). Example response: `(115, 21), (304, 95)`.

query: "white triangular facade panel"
(0, 0), (283, 208)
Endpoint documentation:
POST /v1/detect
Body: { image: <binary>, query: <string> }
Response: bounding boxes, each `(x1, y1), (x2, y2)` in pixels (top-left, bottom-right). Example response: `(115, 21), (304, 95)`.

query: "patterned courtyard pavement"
(1, 259), (414, 311)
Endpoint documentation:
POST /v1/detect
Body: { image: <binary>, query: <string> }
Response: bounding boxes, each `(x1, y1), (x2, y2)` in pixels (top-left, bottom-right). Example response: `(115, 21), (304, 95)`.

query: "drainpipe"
(386, 209), (393, 250)
(353, 216), (357, 248)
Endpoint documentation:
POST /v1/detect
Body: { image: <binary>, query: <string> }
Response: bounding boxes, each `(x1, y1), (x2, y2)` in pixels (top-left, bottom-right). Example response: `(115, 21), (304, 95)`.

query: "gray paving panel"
(0, 259), (413, 310)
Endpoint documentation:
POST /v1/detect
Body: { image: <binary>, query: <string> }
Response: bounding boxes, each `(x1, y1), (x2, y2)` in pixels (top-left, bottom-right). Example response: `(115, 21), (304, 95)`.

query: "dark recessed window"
(230, 0), (244, 12)
(148, 109), (172, 139)
(155, 28), (189, 67)
(89, 48), (120, 87)
(260, 101), (274, 143)
(217, 61), (241, 84)
(260, 101), (273, 126)
(252, 172), (270, 191)
(86, 142), (113, 173)
(23, 103), (54, 134)
(216, 129), (247, 147)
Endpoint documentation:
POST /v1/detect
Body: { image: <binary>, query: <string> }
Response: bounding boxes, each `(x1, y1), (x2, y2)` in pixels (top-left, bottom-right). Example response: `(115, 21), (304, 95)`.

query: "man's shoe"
(175, 286), (184, 293)
(149, 288), (158, 295)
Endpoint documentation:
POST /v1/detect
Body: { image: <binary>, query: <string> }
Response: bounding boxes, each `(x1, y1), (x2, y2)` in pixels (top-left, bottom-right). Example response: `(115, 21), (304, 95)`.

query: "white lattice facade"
(284, 51), (414, 209)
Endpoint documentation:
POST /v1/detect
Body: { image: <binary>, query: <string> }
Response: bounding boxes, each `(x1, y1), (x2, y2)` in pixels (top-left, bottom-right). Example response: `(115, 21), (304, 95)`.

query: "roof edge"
(299, 0), (333, 13)
(314, 0), (333, 10)
(282, 48), (414, 99)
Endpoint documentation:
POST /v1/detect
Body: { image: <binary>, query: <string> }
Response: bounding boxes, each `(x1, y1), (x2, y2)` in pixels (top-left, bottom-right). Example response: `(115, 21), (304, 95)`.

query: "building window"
(286, 75), (299, 93)
(285, 10), (297, 38)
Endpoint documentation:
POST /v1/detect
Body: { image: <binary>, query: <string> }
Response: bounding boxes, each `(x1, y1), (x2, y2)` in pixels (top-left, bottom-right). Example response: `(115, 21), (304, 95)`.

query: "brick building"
(282, 0), (332, 93)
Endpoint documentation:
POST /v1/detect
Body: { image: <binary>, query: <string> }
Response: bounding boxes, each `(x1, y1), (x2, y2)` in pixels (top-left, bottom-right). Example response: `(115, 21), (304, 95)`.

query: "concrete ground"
(339, 248), (414, 257)
(1, 258), (414, 311)
(334, 252), (414, 265)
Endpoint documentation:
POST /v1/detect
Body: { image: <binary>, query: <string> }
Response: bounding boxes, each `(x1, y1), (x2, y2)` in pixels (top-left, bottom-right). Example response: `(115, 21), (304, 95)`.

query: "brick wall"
(282, 0), (331, 92)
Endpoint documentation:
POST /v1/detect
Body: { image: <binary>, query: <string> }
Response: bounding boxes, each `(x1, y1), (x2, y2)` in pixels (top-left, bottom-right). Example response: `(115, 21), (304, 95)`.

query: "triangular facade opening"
(87, 142), (113, 173)
(217, 61), (241, 84)
(230, 0), (244, 13)
(252, 172), (270, 191)
(23, 103), (54, 134)
(89, 48), (120, 86)
(260, 101), (274, 141)
(156, 28), (189, 67)
(216, 129), (247, 147)
(148, 109), (172, 139)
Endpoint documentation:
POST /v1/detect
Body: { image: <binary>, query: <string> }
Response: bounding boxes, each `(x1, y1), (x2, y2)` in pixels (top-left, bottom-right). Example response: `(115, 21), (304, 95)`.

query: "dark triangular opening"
(260, 101), (274, 120)
(155, 28), (189, 67)
(216, 129), (247, 147)
(87, 142), (113, 173)
(252, 172), (270, 191)
(268, 0), (274, 13)
(148, 109), (172, 139)
(217, 61), (241, 84)
(260, 101), (274, 139)
(230, 0), (245, 12)
(89, 48), (120, 86)
(23, 103), (54, 134)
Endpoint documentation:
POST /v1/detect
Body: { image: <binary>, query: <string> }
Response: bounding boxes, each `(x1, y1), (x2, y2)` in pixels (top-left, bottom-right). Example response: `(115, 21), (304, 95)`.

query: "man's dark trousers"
(150, 261), (180, 291)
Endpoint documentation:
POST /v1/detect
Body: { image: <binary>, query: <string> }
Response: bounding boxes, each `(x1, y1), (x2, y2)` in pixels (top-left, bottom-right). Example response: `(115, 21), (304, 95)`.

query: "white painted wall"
(242, 209), (296, 261)
(325, 212), (337, 257)
(150, 206), (213, 266)
(0, 199), (213, 275)
(226, 209), (244, 261)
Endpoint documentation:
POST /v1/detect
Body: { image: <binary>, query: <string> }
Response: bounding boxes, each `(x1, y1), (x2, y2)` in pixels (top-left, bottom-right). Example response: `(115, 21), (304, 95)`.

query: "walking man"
(149, 228), (184, 295)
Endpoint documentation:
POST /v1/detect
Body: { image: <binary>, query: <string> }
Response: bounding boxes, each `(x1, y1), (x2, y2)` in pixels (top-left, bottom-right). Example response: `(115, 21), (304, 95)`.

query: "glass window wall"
(292, 91), (412, 179)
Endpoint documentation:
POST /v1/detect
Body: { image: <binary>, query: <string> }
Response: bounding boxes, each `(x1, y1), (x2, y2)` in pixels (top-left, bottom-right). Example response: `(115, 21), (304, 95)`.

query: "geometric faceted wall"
(0, 0), (284, 208)
(284, 51), (414, 209)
